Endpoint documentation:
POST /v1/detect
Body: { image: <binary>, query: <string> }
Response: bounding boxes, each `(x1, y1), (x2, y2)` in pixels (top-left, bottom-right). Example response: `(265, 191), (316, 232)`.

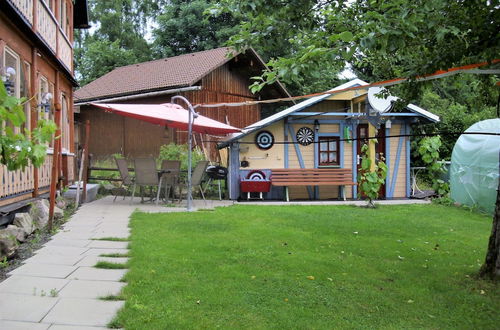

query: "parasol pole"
(171, 96), (198, 212)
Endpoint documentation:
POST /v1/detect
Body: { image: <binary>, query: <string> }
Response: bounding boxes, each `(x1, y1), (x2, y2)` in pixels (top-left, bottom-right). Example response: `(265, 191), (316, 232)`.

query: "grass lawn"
(113, 204), (499, 329)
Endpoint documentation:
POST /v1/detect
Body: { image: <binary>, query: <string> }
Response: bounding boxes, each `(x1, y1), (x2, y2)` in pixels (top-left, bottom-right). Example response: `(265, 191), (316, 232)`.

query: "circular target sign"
(296, 127), (314, 146)
(255, 131), (274, 150)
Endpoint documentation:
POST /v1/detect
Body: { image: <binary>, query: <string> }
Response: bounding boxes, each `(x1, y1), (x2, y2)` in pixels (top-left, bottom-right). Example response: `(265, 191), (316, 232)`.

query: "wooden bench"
(271, 168), (356, 202)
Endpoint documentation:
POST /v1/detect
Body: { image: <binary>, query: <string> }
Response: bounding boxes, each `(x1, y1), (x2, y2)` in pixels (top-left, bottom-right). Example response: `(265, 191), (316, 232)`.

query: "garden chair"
(114, 157), (134, 202)
(132, 158), (164, 205)
(160, 160), (181, 202)
(190, 160), (209, 202)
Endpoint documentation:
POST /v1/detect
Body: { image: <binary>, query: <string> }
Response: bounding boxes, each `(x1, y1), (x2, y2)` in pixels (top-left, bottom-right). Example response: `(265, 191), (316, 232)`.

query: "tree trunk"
(479, 177), (500, 280)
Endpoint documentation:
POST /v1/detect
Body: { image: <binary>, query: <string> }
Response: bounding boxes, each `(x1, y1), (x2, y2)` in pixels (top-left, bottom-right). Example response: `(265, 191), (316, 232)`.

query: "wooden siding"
(79, 61), (263, 161)
(388, 124), (407, 198)
(0, 2), (76, 207)
(239, 122), (285, 170)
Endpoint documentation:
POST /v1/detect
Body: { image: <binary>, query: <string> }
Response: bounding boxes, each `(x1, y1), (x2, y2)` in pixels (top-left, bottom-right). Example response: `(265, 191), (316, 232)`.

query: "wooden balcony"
(0, 154), (75, 206)
(7, 0), (73, 72)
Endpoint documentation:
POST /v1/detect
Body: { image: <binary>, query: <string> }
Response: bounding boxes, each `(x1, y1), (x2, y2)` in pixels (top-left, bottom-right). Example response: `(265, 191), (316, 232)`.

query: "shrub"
(158, 143), (206, 171)
(357, 143), (387, 207)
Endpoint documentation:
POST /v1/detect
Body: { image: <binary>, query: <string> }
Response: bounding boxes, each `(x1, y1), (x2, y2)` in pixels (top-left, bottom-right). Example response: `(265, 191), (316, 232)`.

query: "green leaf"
(339, 31), (353, 42)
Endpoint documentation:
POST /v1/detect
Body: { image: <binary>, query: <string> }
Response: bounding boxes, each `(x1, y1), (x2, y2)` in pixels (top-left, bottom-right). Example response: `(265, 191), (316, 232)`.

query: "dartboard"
(296, 127), (314, 146)
(255, 131), (274, 150)
(246, 170), (266, 181)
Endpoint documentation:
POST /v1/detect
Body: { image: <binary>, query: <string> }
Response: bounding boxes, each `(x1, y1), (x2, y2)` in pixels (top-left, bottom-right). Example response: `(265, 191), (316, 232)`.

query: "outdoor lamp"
(385, 119), (392, 128)
(39, 92), (53, 113)
(1, 66), (16, 96)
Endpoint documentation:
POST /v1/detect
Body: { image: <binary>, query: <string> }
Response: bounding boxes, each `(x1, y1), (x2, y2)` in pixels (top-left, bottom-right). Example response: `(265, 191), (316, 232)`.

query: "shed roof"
(219, 78), (439, 147)
(75, 47), (290, 103)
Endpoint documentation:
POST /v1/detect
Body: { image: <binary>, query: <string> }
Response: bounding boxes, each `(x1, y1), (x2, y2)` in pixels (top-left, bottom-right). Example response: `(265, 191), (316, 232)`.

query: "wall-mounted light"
(1, 66), (16, 96)
(385, 119), (392, 129)
(39, 92), (53, 113)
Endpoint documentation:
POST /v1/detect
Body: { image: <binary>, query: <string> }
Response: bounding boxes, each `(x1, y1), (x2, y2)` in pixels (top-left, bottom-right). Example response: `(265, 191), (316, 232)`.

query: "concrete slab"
(0, 275), (69, 296)
(44, 239), (91, 248)
(48, 326), (108, 330)
(86, 241), (128, 249)
(33, 246), (89, 256)
(74, 256), (129, 267)
(50, 232), (97, 241)
(8, 264), (77, 279)
(68, 268), (127, 282)
(0, 320), (50, 330)
(0, 293), (58, 322)
(82, 248), (129, 257)
(23, 253), (84, 266)
(42, 298), (124, 327)
(58, 280), (125, 299)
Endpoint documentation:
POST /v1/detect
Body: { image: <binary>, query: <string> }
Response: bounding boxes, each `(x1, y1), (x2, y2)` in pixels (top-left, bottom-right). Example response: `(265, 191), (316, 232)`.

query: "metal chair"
(160, 160), (181, 202)
(114, 158), (134, 202)
(132, 158), (164, 205)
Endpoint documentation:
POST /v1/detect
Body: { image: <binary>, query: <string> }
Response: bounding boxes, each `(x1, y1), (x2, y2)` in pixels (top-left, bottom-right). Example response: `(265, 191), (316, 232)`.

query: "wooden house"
(74, 47), (291, 161)
(219, 79), (440, 201)
(0, 0), (89, 208)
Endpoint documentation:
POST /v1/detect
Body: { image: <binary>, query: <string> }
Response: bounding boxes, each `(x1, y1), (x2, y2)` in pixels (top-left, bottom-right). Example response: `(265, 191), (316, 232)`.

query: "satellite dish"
(367, 87), (397, 113)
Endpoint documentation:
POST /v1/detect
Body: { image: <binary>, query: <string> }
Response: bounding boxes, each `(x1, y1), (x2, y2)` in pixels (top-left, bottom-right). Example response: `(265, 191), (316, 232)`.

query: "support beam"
(288, 125), (314, 199)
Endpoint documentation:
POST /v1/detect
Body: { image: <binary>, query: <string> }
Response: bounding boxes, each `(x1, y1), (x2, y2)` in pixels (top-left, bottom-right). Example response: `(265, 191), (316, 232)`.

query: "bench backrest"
(271, 168), (354, 185)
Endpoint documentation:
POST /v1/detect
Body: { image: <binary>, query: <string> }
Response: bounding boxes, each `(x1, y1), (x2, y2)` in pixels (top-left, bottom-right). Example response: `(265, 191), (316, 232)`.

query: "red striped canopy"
(91, 102), (241, 135)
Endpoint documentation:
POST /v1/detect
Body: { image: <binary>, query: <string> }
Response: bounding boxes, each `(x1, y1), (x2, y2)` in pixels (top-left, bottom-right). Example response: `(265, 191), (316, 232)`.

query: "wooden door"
(356, 124), (386, 198)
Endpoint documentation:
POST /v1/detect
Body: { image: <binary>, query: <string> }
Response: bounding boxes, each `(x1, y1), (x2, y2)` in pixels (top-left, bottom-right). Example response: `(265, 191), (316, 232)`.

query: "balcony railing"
(36, 0), (57, 53)
(6, 0), (73, 73)
(9, 0), (33, 24)
(57, 29), (73, 71)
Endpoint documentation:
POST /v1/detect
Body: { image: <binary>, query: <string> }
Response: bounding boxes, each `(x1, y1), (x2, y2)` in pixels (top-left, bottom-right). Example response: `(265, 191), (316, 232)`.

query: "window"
(3, 47), (21, 98)
(318, 137), (340, 166)
(22, 61), (31, 131)
(61, 93), (70, 152)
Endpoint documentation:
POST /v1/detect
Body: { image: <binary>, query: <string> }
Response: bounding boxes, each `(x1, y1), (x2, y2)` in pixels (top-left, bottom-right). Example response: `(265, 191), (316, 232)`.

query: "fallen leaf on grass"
(251, 275), (256, 279)
(398, 256), (405, 260)
(284, 298), (289, 302)
(327, 278), (333, 281)
(480, 290), (486, 295)
(407, 299), (414, 303)
(306, 276), (315, 280)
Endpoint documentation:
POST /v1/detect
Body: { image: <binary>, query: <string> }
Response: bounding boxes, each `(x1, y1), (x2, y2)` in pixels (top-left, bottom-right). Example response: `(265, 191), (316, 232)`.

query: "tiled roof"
(75, 47), (237, 102)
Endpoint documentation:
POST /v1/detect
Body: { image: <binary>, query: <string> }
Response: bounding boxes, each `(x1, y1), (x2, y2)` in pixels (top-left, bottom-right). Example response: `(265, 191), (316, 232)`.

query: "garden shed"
(219, 79), (440, 201)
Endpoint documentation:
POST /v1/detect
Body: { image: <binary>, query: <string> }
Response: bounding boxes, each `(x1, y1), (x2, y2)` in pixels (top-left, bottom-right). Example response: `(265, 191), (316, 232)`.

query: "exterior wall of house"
(238, 122), (285, 170)
(0, 0), (76, 206)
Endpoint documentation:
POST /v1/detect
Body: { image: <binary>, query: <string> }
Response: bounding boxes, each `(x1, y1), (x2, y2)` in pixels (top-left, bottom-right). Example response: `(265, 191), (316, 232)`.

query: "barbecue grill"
(205, 165), (228, 180)
(204, 165), (228, 200)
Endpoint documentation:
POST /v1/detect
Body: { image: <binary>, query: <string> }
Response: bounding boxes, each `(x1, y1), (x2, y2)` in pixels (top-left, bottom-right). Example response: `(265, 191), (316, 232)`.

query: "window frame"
(318, 136), (340, 167)
(3, 46), (21, 98)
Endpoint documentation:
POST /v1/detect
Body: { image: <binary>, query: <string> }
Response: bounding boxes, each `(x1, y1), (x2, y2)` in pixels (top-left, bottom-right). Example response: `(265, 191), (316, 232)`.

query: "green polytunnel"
(450, 118), (500, 214)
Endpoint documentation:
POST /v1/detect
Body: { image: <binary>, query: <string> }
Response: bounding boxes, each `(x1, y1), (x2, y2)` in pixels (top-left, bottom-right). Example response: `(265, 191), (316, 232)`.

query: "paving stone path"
(0, 197), (164, 330)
